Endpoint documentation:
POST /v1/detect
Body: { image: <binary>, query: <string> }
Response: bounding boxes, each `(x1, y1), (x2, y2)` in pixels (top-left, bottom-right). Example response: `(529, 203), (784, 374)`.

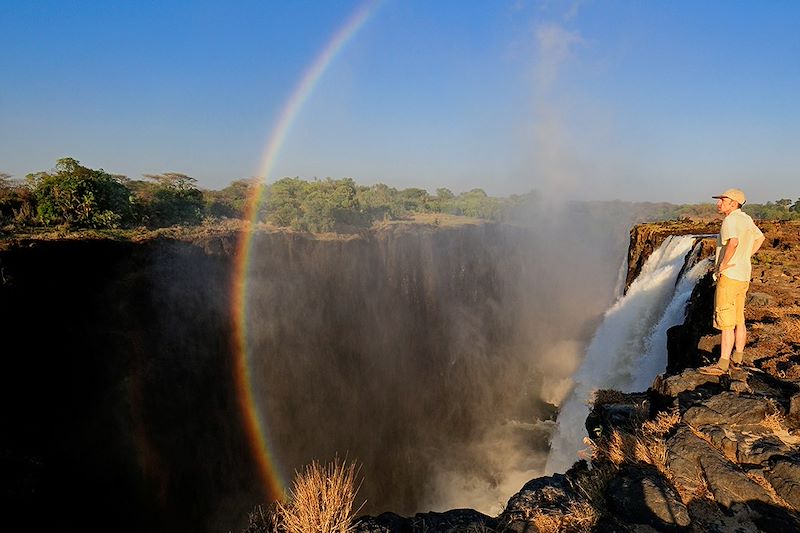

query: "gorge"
(3, 216), (798, 532)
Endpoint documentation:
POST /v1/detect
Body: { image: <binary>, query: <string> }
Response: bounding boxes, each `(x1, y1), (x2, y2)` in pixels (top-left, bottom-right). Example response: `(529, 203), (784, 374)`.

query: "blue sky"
(1, 0), (798, 203)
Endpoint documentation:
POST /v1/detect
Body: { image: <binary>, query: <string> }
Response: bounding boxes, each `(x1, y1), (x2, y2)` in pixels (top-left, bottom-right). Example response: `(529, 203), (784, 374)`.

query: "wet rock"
(500, 472), (585, 532)
(407, 509), (498, 533)
(666, 273), (716, 373)
(352, 512), (409, 533)
(352, 509), (498, 533)
(605, 466), (690, 531)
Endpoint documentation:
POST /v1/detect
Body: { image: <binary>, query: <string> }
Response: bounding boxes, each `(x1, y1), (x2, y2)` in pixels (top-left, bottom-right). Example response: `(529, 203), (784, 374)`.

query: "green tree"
(265, 177), (306, 227)
(205, 178), (256, 219)
(263, 177), (371, 231)
(451, 188), (501, 219)
(357, 183), (399, 220)
(298, 178), (363, 232)
(397, 188), (430, 214)
(27, 157), (133, 228)
(435, 188), (454, 200)
(141, 173), (204, 226)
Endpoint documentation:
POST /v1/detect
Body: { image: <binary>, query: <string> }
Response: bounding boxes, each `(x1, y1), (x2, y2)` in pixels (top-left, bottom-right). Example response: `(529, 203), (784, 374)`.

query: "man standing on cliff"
(701, 188), (764, 375)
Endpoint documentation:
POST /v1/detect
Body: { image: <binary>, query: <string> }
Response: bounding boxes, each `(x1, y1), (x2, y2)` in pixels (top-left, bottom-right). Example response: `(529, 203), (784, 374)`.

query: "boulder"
(653, 368), (724, 398)
(766, 454), (800, 510)
(500, 472), (585, 532)
(683, 392), (776, 427)
(667, 426), (775, 508)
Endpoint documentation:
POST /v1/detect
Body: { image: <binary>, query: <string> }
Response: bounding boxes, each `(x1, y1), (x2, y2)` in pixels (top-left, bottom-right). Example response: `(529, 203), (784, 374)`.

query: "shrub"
(27, 158), (134, 228)
(243, 457), (361, 533)
(273, 457), (363, 533)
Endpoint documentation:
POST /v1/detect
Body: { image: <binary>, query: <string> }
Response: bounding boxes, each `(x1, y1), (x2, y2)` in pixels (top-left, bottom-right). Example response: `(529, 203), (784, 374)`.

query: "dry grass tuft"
(590, 409), (680, 479)
(524, 509), (561, 533)
(604, 429), (631, 467)
(642, 408), (682, 436)
(781, 317), (800, 344)
(523, 500), (599, 533)
(761, 399), (786, 432)
(761, 305), (800, 319)
(276, 457), (363, 533)
(592, 389), (627, 407)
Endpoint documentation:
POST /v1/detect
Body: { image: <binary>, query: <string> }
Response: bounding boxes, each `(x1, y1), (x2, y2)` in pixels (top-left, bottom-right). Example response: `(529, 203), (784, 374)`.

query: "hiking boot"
(699, 356), (730, 376)
(699, 365), (728, 376)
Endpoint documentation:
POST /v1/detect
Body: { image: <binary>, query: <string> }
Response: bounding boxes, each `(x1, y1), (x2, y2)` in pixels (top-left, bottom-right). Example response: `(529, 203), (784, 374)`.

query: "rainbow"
(231, 0), (380, 501)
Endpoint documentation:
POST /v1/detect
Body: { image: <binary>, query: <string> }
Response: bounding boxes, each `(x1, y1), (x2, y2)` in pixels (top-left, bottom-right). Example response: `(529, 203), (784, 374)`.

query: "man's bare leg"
(734, 322), (746, 353)
(719, 328), (735, 369)
(732, 322), (747, 364)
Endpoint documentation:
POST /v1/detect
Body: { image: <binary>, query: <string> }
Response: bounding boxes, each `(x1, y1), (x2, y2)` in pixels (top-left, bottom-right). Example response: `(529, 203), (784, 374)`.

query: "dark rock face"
(624, 220), (717, 293)
(1, 222), (626, 532)
(0, 237), (255, 533)
(240, 224), (611, 517)
(605, 465), (690, 531)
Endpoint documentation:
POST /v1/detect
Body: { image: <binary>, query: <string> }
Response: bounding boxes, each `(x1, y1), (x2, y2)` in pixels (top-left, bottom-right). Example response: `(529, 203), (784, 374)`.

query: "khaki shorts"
(714, 274), (750, 330)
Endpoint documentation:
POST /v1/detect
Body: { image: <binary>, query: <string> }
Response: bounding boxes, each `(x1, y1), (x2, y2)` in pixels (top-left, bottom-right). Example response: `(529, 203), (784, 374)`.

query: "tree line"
(1, 157), (798, 233)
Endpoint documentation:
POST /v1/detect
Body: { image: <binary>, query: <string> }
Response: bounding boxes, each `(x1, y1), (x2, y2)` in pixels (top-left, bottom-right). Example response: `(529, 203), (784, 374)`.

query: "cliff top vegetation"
(2, 158), (799, 240)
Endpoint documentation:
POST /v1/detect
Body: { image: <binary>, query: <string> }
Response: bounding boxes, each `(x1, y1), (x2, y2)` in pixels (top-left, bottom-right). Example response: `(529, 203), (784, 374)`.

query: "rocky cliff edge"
(354, 219), (800, 533)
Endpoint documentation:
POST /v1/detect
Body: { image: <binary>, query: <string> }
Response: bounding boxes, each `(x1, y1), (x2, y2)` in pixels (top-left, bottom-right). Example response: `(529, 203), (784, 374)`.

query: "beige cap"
(712, 188), (746, 205)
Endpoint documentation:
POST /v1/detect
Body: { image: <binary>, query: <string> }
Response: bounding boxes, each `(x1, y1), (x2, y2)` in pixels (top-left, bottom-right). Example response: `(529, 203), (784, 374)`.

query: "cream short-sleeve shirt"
(715, 209), (764, 282)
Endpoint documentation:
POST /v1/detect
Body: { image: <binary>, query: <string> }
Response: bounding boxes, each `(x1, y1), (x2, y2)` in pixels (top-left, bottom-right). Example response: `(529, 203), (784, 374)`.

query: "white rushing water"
(545, 235), (704, 474)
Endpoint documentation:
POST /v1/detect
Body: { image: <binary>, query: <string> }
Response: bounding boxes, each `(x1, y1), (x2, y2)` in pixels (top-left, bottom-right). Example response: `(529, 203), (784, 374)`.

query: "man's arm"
(719, 237), (739, 272)
(751, 235), (765, 256)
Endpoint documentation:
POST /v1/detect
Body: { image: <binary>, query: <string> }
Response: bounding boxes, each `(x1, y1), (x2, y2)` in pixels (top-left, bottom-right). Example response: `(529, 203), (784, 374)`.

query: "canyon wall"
(15, 216), (791, 532)
(1, 217), (627, 532)
(355, 219), (800, 533)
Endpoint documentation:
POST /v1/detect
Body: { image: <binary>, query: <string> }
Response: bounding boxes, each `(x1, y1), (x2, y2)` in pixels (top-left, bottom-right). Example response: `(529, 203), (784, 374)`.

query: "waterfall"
(629, 245), (711, 391)
(612, 249), (629, 300)
(544, 235), (703, 475)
